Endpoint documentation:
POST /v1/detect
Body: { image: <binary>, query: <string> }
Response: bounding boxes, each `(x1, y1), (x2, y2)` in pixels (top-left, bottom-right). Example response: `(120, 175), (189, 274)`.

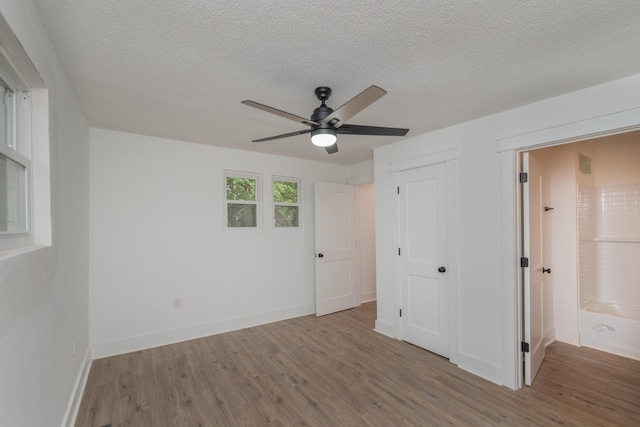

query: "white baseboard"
(61, 347), (92, 427)
(374, 319), (394, 338)
(91, 303), (315, 359)
(555, 326), (580, 345)
(544, 327), (557, 347)
(456, 351), (504, 386)
(360, 292), (377, 303)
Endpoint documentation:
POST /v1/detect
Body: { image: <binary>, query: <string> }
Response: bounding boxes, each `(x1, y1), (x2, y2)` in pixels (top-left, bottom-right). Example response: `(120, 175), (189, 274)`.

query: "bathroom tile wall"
(578, 184), (597, 306)
(597, 183), (640, 307)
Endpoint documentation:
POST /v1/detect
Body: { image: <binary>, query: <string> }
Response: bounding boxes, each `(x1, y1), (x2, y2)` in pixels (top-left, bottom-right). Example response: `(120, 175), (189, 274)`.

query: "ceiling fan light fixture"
(311, 128), (337, 147)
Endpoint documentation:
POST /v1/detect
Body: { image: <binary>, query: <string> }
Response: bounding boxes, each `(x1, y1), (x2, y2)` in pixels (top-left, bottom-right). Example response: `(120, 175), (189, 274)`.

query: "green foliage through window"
(225, 173), (260, 228)
(227, 204), (257, 227)
(275, 205), (299, 227)
(227, 177), (256, 201)
(273, 178), (301, 228)
(273, 180), (297, 203)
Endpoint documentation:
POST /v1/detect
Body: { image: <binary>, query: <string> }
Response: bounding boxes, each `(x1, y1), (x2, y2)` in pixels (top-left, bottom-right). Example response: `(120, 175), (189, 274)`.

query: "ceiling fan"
(241, 85), (409, 154)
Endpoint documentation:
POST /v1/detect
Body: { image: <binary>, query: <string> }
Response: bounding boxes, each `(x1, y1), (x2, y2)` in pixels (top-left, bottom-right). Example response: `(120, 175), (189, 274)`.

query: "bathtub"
(580, 300), (640, 361)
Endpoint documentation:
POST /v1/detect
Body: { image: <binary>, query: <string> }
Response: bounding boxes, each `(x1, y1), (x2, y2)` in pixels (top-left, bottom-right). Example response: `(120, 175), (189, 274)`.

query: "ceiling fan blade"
(325, 143), (339, 154)
(321, 85), (386, 128)
(242, 100), (318, 126)
(337, 124), (409, 136)
(252, 128), (312, 143)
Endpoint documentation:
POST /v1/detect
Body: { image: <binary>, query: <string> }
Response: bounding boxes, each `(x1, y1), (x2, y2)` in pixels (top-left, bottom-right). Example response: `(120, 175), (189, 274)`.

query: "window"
(225, 172), (261, 229)
(273, 177), (302, 228)
(0, 55), (30, 237)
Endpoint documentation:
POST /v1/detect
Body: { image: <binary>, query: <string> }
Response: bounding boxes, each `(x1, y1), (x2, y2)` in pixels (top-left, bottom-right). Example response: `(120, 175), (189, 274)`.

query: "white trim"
(16, 91), (30, 157)
(29, 88), (51, 245)
(61, 347), (92, 427)
(0, 19), (44, 89)
(497, 107), (640, 152)
(555, 326), (580, 345)
(500, 150), (520, 389)
(392, 170), (402, 339)
(272, 175), (303, 230)
(455, 352), (505, 385)
(0, 132), (28, 165)
(360, 291), (377, 303)
(91, 303), (315, 359)
(499, 107), (640, 390)
(223, 170), (262, 231)
(374, 319), (395, 337)
(388, 148), (458, 172)
(347, 174), (374, 185)
(0, 31), (36, 249)
(0, 44), (29, 92)
(446, 158), (460, 365)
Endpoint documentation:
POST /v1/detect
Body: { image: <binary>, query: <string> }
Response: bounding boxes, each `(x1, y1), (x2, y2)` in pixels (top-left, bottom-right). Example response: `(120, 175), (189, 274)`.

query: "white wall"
(594, 132), (640, 187)
(89, 129), (352, 356)
(0, 1), (90, 426)
(374, 74), (640, 388)
(357, 183), (376, 302)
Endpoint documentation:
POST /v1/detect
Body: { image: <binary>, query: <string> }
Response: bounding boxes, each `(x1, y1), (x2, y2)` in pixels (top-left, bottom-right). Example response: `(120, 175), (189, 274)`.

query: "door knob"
(438, 266), (446, 273)
(542, 268), (551, 274)
(317, 253), (324, 258)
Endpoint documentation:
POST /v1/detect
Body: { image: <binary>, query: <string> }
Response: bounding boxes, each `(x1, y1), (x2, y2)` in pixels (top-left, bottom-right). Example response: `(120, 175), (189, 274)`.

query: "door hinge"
(397, 186), (400, 195)
(519, 172), (528, 183)
(398, 248), (401, 256)
(520, 257), (529, 268)
(399, 309), (402, 317)
(521, 342), (530, 353)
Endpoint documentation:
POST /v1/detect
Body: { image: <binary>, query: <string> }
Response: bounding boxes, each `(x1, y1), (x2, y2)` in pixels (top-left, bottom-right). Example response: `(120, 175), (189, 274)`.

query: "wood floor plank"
(75, 302), (640, 426)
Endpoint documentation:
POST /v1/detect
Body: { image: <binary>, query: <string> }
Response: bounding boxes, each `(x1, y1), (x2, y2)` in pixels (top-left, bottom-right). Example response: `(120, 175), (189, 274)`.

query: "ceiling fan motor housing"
(311, 104), (334, 131)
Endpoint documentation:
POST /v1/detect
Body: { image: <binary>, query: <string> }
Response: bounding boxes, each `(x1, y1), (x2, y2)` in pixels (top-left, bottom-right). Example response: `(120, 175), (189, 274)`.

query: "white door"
(523, 152), (545, 385)
(398, 163), (449, 358)
(314, 182), (359, 316)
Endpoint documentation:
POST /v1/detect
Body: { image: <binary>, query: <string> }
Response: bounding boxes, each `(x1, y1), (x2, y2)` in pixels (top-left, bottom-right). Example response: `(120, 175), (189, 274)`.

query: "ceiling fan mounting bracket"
(314, 86), (332, 102)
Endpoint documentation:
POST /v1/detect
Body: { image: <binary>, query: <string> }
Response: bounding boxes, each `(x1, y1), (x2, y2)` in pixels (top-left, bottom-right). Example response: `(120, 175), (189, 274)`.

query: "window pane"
(0, 153), (26, 232)
(227, 203), (257, 227)
(274, 205), (299, 227)
(0, 78), (14, 149)
(273, 180), (297, 203)
(226, 177), (256, 201)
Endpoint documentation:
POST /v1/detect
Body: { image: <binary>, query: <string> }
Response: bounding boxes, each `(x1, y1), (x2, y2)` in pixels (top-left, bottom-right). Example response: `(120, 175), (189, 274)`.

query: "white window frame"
(272, 176), (303, 230)
(224, 171), (262, 231)
(0, 44), (31, 250)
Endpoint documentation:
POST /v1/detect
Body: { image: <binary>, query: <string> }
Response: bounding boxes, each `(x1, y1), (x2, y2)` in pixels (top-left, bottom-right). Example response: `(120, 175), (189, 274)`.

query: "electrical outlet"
(173, 298), (182, 309)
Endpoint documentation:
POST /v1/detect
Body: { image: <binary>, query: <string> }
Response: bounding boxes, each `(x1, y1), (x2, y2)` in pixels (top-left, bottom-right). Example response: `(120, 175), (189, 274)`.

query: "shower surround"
(579, 182), (640, 360)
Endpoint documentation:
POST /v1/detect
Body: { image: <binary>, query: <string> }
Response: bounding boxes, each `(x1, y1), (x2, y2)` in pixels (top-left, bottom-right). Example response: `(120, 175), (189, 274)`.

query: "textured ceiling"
(32, 0), (640, 165)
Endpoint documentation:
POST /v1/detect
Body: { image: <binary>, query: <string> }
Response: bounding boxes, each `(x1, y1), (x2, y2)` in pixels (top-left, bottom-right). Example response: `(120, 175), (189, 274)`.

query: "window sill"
(593, 237), (640, 244)
(0, 243), (49, 261)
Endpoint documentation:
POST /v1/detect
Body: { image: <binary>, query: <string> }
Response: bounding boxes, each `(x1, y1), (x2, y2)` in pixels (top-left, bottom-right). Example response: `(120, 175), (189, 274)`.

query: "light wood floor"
(76, 302), (640, 426)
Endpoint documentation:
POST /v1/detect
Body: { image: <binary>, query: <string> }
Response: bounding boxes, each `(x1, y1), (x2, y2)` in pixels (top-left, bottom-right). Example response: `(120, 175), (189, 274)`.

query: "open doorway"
(356, 183), (377, 304)
(520, 130), (640, 385)
(314, 181), (376, 316)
